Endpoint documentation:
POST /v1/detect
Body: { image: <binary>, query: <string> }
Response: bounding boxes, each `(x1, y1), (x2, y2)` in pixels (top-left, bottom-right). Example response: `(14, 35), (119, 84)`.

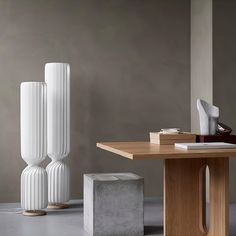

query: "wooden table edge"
(96, 143), (134, 160)
(96, 142), (236, 160)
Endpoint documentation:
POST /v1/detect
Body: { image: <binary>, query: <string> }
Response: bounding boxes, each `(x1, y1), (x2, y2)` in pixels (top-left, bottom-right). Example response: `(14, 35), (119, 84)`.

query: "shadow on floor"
(69, 202), (83, 209)
(144, 225), (163, 235)
(47, 210), (80, 216)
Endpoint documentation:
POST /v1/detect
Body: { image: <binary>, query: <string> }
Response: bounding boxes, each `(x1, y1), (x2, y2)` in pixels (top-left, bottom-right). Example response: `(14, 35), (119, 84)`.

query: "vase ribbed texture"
(21, 82), (47, 166)
(21, 166), (48, 210)
(45, 63), (70, 161)
(20, 82), (48, 211)
(45, 63), (70, 204)
(46, 161), (70, 203)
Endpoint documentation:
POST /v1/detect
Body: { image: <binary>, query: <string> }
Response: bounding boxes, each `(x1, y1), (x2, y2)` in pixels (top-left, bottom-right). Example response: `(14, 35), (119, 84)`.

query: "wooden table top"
(96, 141), (236, 160)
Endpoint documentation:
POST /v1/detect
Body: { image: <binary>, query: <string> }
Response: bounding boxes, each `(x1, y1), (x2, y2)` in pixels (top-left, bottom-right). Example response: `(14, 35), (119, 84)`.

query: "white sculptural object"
(45, 63), (70, 208)
(197, 99), (219, 135)
(20, 82), (48, 216)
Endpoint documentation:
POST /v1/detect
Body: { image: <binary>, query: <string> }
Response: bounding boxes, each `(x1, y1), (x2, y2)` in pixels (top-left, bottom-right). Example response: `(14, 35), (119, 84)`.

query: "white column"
(45, 63), (70, 207)
(191, 0), (213, 133)
(20, 82), (47, 215)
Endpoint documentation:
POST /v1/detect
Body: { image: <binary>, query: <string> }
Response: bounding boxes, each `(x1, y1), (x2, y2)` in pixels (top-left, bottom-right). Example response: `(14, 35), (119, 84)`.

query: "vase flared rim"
(21, 81), (46, 86)
(45, 62), (69, 66)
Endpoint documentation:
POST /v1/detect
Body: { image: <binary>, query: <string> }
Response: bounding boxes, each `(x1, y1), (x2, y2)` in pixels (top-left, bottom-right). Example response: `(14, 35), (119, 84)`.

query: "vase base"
(23, 210), (47, 217)
(47, 203), (69, 209)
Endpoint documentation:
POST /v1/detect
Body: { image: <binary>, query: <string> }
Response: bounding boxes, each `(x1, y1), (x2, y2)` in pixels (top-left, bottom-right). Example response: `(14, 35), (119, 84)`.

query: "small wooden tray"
(150, 132), (196, 145)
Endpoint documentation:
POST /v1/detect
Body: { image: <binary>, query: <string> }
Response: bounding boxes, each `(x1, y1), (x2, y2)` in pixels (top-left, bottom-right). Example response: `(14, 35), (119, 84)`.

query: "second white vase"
(45, 63), (70, 208)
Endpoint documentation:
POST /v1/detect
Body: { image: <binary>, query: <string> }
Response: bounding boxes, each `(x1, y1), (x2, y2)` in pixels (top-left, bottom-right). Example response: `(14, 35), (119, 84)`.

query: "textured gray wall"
(0, 0), (190, 202)
(213, 0), (236, 202)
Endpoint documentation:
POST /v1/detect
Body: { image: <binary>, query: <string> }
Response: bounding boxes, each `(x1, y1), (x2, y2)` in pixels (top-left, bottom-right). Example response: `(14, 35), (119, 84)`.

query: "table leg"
(164, 158), (229, 236)
(207, 158), (229, 236)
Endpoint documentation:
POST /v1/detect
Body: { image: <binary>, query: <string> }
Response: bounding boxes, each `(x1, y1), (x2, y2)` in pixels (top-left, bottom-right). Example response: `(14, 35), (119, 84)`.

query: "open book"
(175, 142), (236, 150)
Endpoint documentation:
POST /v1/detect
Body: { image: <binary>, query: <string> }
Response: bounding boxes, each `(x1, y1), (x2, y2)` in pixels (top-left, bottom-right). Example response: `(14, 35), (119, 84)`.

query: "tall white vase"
(20, 82), (48, 216)
(197, 99), (219, 135)
(45, 63), (70, 208)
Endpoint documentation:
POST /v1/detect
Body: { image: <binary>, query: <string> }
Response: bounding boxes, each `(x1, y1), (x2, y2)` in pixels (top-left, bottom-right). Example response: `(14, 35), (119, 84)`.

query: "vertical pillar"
(191, 0), (213, 133)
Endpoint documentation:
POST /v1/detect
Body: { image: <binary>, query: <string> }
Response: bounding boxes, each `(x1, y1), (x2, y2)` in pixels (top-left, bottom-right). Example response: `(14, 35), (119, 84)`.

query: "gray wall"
(213, 0), (236, 202)
(0, 0), (190, 203)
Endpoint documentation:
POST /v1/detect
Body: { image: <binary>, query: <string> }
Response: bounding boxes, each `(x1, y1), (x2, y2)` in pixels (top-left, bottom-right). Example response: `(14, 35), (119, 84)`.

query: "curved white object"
(47, 161), (70, 203)
(21, 82), (47, 166)
(20, 82), (48, 212)
(197, 99), (219, 135)
(21, 166), (48, 210)
(45, 63), (70, 161)
(45, 63), (70, 205)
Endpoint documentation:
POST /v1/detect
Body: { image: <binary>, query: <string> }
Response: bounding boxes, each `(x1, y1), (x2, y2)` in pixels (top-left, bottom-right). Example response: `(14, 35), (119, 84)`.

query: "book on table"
(175, 142), (236, 150)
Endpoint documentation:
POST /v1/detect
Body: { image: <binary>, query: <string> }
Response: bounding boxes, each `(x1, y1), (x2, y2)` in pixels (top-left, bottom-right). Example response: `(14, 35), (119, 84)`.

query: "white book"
(175, 142), (236, 150)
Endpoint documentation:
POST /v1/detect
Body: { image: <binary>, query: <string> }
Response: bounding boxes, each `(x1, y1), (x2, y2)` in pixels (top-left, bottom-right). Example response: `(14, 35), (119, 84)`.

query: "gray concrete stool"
(84, 173), (144, 236)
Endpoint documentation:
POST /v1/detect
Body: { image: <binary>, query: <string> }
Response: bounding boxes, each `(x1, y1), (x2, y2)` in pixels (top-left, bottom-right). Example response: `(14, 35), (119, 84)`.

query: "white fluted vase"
(20, 82), (47, 216)
(45, 63), (70, 208)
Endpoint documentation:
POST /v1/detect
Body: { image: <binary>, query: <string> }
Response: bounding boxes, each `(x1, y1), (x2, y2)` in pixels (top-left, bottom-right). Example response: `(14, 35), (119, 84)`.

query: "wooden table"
(96, 141), (236, 236)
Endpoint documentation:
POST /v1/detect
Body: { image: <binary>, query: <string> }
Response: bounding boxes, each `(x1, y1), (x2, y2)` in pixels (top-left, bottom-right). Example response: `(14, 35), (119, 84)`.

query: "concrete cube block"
(84, 173), (144, 236)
